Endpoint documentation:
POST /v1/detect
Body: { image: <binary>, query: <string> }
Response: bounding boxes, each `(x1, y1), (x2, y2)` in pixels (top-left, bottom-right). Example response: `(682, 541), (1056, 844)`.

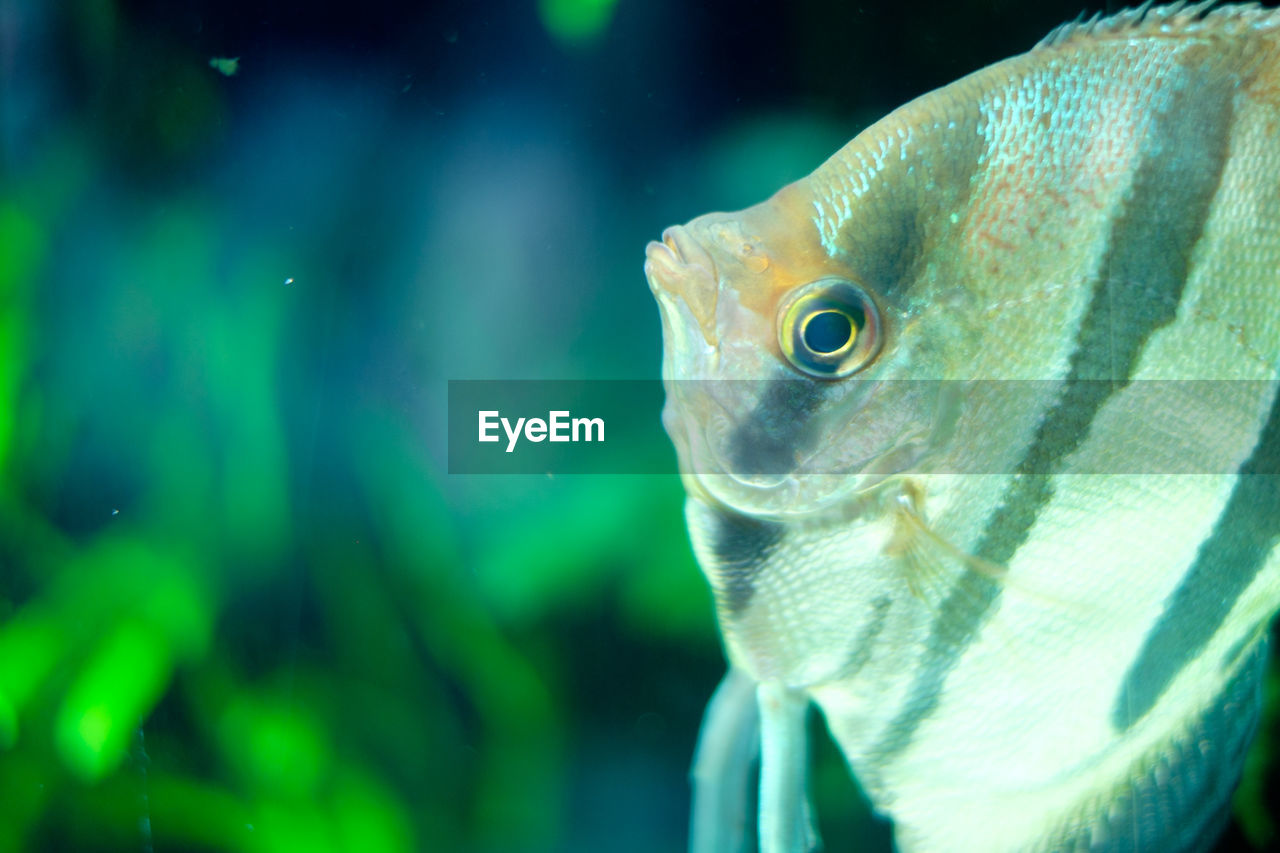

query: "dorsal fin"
(1037, 0), (1280, 50)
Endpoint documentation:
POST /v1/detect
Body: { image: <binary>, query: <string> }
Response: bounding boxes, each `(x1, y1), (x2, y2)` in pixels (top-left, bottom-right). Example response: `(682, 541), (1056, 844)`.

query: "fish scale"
(645, 3), (1280, 851)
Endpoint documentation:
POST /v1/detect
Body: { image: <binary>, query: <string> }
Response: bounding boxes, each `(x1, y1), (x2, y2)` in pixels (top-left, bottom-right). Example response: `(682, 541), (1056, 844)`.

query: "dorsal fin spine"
(1034, 1), (1279, 51)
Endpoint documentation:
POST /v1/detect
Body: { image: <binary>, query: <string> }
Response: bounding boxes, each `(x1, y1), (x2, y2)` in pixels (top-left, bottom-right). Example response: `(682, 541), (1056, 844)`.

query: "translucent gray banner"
(446, 380), (1280, 476)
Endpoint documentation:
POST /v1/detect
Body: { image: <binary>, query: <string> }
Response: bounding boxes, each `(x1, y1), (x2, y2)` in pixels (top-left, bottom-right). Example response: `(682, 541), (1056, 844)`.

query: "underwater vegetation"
(0, 1), (1277, 851)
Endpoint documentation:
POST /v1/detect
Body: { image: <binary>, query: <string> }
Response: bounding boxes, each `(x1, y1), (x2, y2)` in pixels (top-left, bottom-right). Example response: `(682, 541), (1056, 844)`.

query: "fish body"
(646, 4), (1280, 851)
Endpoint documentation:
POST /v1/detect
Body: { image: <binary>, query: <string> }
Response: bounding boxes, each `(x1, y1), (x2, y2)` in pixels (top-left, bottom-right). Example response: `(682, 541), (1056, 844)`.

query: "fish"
(644, 3), (1280, 851)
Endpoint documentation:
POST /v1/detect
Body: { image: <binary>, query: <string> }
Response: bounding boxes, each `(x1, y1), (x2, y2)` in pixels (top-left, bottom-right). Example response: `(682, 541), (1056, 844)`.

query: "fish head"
(646, 183), (967, 520)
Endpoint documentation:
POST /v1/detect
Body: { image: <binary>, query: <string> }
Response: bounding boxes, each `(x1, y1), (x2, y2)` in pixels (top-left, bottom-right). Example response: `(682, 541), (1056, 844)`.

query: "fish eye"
(802, 309), (857, 354)
(778, 278), (882, 378)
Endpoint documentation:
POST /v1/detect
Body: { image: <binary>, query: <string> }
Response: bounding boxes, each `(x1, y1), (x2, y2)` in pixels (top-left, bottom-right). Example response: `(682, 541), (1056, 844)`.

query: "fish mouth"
(645, 225), (717, 288)
(664, 225), (717, 278)
(646, 225), (721, 347)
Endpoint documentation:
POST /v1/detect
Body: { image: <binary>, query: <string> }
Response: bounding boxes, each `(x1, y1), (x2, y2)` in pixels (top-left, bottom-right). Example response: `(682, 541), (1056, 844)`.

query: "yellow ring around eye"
(777, 278), (882, 378)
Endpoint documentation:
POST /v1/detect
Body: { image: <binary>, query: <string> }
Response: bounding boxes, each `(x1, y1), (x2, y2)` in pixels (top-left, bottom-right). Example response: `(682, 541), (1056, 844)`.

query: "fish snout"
(646, 224), (721, 346)
(661, 224), (716, 274)
(645, 225), (716, 289)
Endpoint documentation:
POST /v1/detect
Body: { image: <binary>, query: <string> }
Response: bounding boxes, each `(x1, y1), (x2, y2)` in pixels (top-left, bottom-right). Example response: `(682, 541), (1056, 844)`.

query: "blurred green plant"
(0, 19), (711, 846)
(538, 0), (619, 46)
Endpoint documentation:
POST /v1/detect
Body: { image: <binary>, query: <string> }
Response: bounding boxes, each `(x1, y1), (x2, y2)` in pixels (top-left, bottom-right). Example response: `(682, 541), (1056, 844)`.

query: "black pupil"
(804, 309), (856, 354)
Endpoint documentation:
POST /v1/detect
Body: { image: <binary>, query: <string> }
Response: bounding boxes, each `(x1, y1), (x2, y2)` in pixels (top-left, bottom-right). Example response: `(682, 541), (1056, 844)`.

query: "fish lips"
(645, 225), (721, 349)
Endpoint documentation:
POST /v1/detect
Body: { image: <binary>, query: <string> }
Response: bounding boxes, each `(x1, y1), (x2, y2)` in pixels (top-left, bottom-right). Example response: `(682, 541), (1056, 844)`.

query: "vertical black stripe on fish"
(836, 596), (893, 681)
(705, 510), (785, 617)
(871, 58), (1236, 764)
(1057, 638), (1265, 852)
(1113, 381), (1280, 729)
(724, 379), (826, 477)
